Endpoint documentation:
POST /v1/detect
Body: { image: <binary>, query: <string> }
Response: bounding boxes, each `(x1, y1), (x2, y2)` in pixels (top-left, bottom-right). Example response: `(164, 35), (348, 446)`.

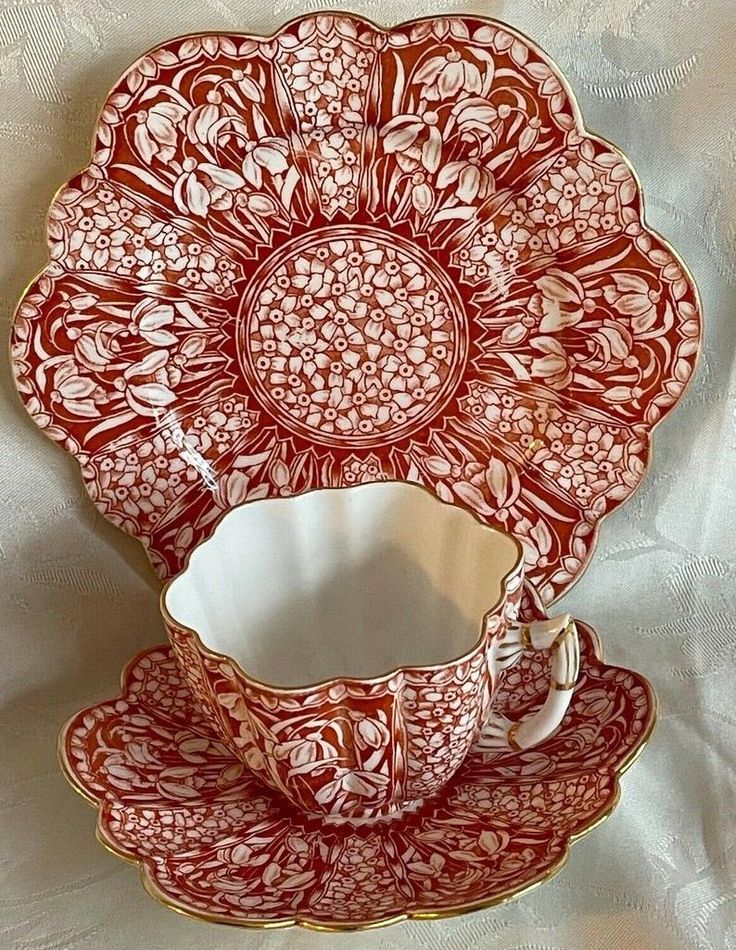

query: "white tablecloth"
(1, 1), (733, 947)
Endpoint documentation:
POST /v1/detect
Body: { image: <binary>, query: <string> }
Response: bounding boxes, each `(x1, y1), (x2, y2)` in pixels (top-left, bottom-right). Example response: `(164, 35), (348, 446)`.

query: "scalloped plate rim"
(58, 619), (657, 931)
(10, 11), (702, 605)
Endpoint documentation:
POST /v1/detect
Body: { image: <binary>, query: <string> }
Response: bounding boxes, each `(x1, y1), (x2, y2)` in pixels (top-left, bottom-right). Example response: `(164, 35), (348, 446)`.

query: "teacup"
(161, 482), (579, 820)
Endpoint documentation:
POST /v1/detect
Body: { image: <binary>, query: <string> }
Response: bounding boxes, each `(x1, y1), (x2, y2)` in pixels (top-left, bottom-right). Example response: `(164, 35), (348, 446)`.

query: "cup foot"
(318, 798), (424, 827)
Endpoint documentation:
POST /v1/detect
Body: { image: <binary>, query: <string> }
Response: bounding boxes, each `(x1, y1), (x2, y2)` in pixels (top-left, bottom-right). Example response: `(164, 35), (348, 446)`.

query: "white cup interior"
(164, 482), (521, 687)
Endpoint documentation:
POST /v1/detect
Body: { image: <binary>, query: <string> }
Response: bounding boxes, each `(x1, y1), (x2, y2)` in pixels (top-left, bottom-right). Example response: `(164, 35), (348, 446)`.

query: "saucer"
(60, 621), (655, 930)
(11, 13), (700, 604)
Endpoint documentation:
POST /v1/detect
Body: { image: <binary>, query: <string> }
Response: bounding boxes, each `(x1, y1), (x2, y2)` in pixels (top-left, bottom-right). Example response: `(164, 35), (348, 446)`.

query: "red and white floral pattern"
(10, 14), (701, 601)
(164, 572), (524, 819)
(60, 622), (655, 929)
(242, 227), (464, 444)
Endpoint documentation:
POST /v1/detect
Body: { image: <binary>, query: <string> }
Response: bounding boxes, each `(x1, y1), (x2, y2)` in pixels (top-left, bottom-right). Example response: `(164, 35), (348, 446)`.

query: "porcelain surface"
(162, 482), (580, 818)
(163, 481), (523, 685)
(10, 13), (701, 603)
(60, 621), (654, 930)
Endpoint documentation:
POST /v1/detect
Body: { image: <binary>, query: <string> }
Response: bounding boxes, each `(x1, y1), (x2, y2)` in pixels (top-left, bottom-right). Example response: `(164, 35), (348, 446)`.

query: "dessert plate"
(11, 13), (701, 602)
(60, 621), (655, 930)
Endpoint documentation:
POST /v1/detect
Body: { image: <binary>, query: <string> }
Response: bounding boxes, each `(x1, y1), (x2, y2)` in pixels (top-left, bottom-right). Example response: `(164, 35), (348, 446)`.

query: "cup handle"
(476, 614), (580, 752)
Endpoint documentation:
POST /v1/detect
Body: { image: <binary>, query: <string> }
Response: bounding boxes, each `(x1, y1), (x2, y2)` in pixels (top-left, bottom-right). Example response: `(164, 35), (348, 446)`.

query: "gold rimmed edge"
(160, 479), (524, 694)
(7, 8), (703, 606)
(57, 625), (658, 931)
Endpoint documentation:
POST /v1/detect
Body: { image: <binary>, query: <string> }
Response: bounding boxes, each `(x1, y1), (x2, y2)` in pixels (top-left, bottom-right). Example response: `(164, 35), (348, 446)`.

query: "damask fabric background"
(0, 1), (732, 948)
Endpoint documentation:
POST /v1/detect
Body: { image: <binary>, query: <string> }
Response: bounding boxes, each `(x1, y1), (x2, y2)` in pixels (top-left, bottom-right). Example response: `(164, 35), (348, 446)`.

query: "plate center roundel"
(238, 225), (469, 447)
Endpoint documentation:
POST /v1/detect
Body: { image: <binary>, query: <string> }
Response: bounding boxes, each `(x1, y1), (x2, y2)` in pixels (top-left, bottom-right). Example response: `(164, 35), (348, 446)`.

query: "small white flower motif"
(97, 433), (191, 521)
(412, 49), (484, 100)
(546, 162), (604, 219)
(529, 337), (574, 390)
(289, 38), (345, 102)
(76, 221), (127, 269)
(48, 357), (109, 417)
(436, 157), (494, 202)
(604, 273), (662, 335)
(246, 234), (460, 440)
(56, 182), (243, 293)
(134, 101), (187, 163)
(276, 32), (370, 215)
(173, 157), (245, 217)
(449, 147), (628, 277)
(341, 455), (386, 484)
(241, 136), (290, 187)
(380, 111), (443, 173)
(533, 419), (632, 504)
(452, 96), (498, 141)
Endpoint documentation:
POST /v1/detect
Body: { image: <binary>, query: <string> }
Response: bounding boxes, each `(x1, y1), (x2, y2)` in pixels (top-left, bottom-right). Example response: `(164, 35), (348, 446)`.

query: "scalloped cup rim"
(161, 479), (525, 693)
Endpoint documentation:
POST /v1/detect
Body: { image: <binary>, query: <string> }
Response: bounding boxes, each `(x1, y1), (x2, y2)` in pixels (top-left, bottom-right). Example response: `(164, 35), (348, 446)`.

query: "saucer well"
(59, 621), (655, 930)
(11, 13), (700, 604)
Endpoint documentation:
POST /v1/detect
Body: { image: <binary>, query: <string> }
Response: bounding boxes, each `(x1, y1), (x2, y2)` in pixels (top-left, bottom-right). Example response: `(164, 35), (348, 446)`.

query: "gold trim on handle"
(551, 679), (578, 691)
(506, 720), (523, 751)
(551, 619), (580, 690)
(553, 619), (577, 650)
(520, 625), (533, 649)
(500, 616), (579, 747)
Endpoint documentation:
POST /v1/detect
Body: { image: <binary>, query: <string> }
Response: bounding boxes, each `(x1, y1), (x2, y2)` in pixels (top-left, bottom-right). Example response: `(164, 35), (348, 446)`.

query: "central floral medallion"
(239, 226), (468, 447)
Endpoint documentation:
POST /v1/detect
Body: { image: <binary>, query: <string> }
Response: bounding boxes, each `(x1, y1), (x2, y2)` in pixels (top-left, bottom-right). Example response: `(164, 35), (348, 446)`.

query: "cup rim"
(160, 480), (525, 694)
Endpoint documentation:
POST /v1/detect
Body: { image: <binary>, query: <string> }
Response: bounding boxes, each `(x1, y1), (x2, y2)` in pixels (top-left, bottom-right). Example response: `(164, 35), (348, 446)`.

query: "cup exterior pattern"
(165, 562), (523, 818)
